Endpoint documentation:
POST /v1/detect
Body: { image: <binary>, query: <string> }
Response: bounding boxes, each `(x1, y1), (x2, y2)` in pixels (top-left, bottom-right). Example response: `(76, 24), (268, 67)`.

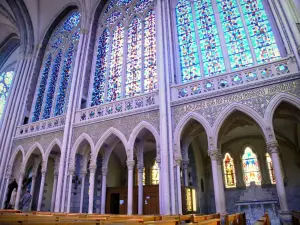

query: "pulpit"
(235, 182), (280, 225)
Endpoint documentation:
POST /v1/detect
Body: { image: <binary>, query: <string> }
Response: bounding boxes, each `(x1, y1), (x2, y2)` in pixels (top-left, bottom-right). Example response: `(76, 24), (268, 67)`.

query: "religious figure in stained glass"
(0, 71), (14, 120)
(223, 153), (236, 188)
(175, 0), (281, 83)
(266, 153), (276, 184)
(242, 147), (261, 186)
(32, 11), (81, 122)
(151, 160), (159, 185)
(91, 0), (157, 106)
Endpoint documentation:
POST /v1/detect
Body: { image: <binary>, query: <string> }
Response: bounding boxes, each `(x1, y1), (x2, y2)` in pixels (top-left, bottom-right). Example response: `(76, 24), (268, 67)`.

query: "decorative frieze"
(173, 79), (300, 127)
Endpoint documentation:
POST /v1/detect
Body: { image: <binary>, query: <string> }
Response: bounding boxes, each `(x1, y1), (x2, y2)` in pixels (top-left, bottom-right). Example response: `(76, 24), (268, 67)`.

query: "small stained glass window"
(266, 153), (275, 184)
(242, 147), (261, 186)
(151, 160), (159, 185)
(223, 153), (236, 188)
(0, 71), (14, 120)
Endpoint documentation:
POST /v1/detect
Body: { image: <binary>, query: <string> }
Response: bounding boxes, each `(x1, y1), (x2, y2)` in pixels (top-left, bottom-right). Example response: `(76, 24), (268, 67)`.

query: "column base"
(279, 211), (292, 225)
(220, 213), (228, 225)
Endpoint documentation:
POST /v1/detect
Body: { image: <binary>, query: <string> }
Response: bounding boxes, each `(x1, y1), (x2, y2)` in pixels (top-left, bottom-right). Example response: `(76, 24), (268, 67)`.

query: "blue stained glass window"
(126, 17), (142, 97)
(0, 71), (14, 121)
(54, 44), (74, 116)
(32, 54), (52, 122)
(42, 50), (62, 119)
(176, 0), (281, 83)
(32, 11), (81, 122)
(176, 0), (201, 83)
(107, 23), (124, 102)
(194, 0), (225, 76)
(91, 29), (110, 106)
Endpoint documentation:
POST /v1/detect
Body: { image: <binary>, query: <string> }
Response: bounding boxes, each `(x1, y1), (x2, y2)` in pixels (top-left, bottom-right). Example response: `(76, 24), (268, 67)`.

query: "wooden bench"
(144, 220), (178, 225)
(198, 218), (221, 225)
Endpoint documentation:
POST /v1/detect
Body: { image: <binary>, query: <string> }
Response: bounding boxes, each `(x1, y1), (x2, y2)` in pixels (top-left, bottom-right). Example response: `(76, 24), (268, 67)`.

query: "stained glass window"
(266, 153), (275, 184)
(0, 71), (14, 120)
(151, 160), (159, 185)
(126, 17), (142, 97)
(242, 147), (261, 186)
(175, 0), (281, 83)
(144, 10), (157, 92)
(91, 0), (157, 106)
(32, 11), (81, 122)
(223, 153), (236, 188)
(107, 23), (124, 102)
(91, 29), (110, 106)
(143, 167), (146, 185)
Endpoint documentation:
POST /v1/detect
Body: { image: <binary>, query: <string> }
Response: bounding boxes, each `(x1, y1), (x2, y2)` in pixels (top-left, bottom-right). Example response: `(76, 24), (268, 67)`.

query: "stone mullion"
(140, 19), (146, 94)
(104, 30), (114, 103)
(121, 26), (129, 98)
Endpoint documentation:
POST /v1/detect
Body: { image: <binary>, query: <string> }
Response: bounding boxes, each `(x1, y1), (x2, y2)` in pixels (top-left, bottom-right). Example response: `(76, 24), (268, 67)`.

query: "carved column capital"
(266, 141), (279, 154)
(102, 167), (108, 176)
(80, 170), (87, 178)
(89, 164), (97, 173)
(182, 160), (189, 169)
(127, 160), (135, 171)
(208, 149), (222, 164)
(174, 157), (182, 167)
(137, 164), (144, 173)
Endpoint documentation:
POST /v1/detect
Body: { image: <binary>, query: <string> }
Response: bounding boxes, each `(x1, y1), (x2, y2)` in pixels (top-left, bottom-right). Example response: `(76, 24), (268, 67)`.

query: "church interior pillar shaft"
(79, 174), (85, 213)
(66, 171), (74, 213)
(137, 165), (143, 215)
(88, 166), (96, 214)
(51, 174), (58, 212)
(37, 171), (47, 211)
(101, 167), (107, 214)
(14, 173), (23, 210)
(127, 160), (135, 215)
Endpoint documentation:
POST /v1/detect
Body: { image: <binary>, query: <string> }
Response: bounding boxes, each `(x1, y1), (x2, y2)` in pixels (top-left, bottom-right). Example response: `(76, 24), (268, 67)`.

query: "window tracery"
(0, 71), (14, 121)
(242, 146), (261, 186)
(223, 153), (236, 188)
(32, 11), (81, 122)
(91, 0), (157, 106)
(175, 0), (281, 83)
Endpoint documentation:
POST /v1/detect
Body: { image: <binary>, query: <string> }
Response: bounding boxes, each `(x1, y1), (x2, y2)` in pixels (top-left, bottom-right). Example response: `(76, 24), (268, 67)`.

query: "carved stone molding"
(137, 164), (144, 172)
(127, 160), (135, 170)
(266, 141), (279, 154)
(208, 149), (222, 164)
(102, 167), (108, 176)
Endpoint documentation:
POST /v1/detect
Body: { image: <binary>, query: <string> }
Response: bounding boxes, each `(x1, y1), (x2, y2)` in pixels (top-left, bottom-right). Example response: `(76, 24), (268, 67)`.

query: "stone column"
(137, 164), (144, 215)
(88, 164), (96, 214)
(217, 159), (226, 213)
(127, 160), (135, 215)
(37, 170), (47, 211)
(175, 159), (182, 214)
(51, 173), (58, 212)
(14, 172), (24, 210)
(29, 174), (37, 210)
(66, 169), (74, 213)
(100, 167), (107, 214)
(235, 158), (245, 188)
(182, 160), (189, 187)
(267, 142), (288, 212)
(79, 171), (86, 213)
(208, 149), (221, 213)
(1, 170), (11, 209)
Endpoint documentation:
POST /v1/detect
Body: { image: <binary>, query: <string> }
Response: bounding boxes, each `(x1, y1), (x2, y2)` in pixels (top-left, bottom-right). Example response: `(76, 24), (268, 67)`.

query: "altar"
(235, 182), (280, 225)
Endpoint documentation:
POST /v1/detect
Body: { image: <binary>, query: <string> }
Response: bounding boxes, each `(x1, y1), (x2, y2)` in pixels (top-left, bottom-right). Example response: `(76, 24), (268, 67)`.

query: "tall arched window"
(0, 71), (14, 121)
(223, 153), (236, 188)
(151, 160), (159, 185)
(175, 0), (281, 83)
(31, 11), (81, 122)
(242, 146), (261, 186)
(90, 0), (157, 106)
(266, 153), (275, 184)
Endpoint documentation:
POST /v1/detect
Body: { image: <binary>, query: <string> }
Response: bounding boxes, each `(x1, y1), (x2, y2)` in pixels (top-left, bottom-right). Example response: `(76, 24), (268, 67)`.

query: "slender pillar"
(137, 164), (144, 215)
(37, 170), (47, 211)
(267, 142), (288, 212)
(175, 159), (182, 215)
(182, 160), (189, 187)
(127, 160), (135, 215)
(1, 171), (11, 209)
(217, 161), (226, 213)
(29, 174), (37, 210)
(51, 173), (58, 212)
(66, 170), (74, 213)
(100, 167), (107, 214)
(79, 171), (86, 213)
(208, 150), (221, 213)
(88, 164), (96, 214)
(14, 172), (24, 210)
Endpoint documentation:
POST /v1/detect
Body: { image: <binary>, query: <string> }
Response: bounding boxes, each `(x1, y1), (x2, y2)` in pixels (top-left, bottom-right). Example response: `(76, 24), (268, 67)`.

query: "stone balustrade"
(171, 57), (298, 100)
(75, 91), (158, 123)
(15, 115), (66, 137)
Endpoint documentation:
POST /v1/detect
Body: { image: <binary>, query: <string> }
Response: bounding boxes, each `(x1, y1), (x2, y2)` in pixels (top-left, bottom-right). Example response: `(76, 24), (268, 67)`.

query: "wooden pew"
(254, 213), (270, 225)
(180, 214), (193, 222)
(144, 220), (178, 225)
(198, 218), (221, 225)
